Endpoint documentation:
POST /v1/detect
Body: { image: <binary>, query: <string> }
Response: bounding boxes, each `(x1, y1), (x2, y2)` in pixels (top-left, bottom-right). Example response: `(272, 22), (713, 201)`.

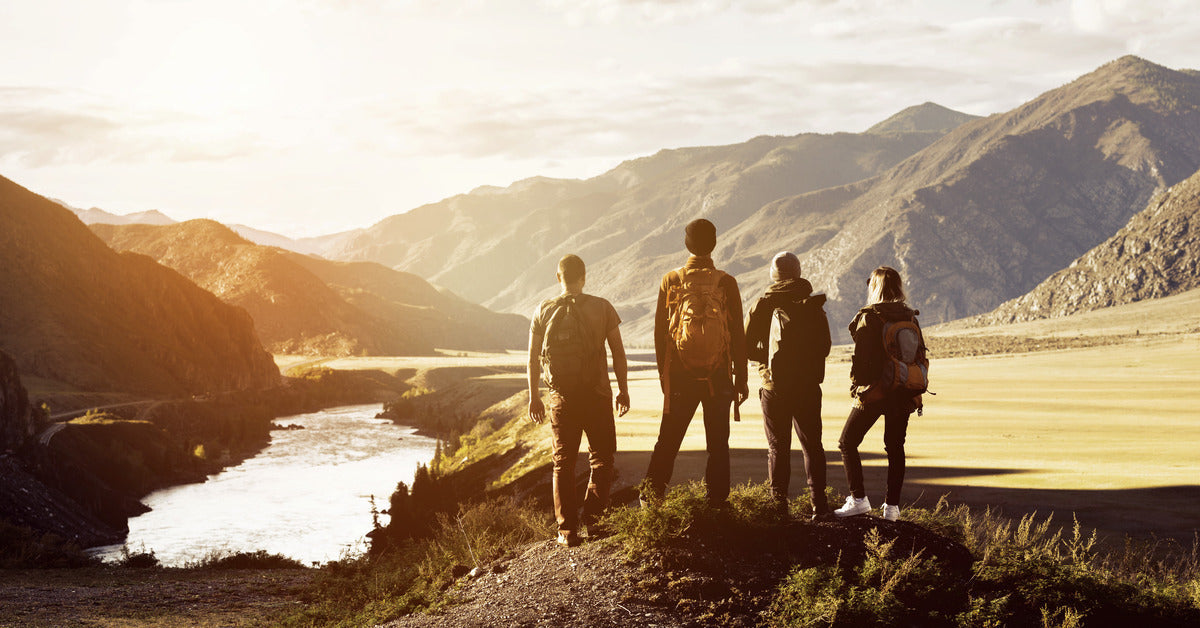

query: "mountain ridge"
(91, 219), (527, 356)
(0, 176), (280, 396)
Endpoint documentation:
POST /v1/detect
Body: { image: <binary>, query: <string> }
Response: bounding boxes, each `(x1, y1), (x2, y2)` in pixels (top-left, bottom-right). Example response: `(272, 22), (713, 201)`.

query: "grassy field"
(306, 292), (1200, 544)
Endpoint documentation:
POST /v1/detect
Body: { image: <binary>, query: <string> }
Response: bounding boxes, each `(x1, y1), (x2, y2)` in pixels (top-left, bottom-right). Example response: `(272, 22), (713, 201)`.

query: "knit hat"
(684, 219), (716, 256)
(770, 251), (801, 282)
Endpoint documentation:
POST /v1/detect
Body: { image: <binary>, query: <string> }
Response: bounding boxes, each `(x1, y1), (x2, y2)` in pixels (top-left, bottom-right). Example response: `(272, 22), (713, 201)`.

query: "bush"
(187, 550), (306, 570)
(0, 520), (96, 568)
(765, 529), (965, 627)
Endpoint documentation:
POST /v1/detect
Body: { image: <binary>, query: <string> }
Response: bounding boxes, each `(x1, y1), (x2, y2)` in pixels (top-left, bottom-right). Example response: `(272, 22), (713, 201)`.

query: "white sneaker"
(834, 495), (871, 517)
(881, 503), (900, 521)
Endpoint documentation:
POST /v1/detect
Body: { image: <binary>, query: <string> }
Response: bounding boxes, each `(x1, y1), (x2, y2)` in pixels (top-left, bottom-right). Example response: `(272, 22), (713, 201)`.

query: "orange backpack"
(666, 267), (730, 376)
(860, 316), (929, 405)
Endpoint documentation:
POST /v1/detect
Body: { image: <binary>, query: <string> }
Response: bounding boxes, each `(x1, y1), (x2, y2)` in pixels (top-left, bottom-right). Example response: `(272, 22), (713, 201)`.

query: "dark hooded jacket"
(744, 278), (831, 391)
(849, 301), (921, 393)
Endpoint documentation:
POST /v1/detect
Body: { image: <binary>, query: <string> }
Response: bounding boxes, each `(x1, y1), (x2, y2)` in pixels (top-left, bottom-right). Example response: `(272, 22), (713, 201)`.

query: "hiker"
(528, 254), (630, 547)
(834, 266), (928, 522)
(744, 252), (832, 520)
(643, 219), (748, 506)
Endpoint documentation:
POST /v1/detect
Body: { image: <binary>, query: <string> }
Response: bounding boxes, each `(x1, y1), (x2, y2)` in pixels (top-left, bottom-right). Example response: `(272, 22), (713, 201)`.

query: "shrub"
(0, 521), (96, 568)
(187, 550), (306, 570)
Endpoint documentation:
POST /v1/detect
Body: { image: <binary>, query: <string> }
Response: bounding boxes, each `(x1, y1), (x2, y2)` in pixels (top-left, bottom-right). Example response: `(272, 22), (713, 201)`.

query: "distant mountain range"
(976, 165), (1200, 324)
(0, 176), (280, 396)
(90, 220), (527, 355)
(321, 56), (1200, 341)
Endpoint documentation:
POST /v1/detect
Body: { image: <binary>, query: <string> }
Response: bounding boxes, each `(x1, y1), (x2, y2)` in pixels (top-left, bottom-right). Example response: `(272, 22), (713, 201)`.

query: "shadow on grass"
(591, 449), (1200, 545)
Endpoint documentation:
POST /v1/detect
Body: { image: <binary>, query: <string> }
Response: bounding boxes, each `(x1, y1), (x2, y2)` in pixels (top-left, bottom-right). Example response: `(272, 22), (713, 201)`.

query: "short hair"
(867, 266), (906, 305)
(558, 254), (586, 284)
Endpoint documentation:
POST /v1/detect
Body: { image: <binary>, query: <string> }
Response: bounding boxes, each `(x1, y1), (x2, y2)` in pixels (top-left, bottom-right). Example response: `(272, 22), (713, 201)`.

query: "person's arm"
(725, 275), (749, 404)
(849, 311), (882, 388)
(607, 325), (630, 417)
(653, 274), (671, 388)
(744, 297), (769, 366)
(527, 319), (546, 424)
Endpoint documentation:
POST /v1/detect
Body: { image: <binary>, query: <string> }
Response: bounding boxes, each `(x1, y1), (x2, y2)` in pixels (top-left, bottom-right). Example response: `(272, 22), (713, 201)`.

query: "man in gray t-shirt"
(528, 254), (629, 547)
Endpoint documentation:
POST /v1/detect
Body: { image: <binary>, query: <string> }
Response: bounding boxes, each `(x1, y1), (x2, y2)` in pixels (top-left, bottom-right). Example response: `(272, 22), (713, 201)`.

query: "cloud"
(0, 88), (264, 168)
(364, 60), (994, 165)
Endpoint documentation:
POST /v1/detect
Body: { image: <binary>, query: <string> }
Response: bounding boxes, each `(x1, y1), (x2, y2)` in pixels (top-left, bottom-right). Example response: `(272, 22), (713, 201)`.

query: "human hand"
(615, 391), (630, 417)
(528, 396), (545, 424)
(736, 382), (749, 406)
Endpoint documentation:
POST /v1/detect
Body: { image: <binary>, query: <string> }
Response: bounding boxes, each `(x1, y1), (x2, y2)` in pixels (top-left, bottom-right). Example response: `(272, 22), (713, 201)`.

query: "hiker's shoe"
(834, 495), (871, 517)
(556, 531), (582, 547)
(881, 503), (900, 521)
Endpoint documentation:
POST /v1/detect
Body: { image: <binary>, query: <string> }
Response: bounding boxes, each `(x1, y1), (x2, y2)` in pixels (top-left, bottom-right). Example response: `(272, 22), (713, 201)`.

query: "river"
(92, 404), (436, 567)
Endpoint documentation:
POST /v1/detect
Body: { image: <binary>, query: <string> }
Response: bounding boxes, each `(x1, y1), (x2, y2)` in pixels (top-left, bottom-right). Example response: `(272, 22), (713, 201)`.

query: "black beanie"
(684, 219), (716, 256)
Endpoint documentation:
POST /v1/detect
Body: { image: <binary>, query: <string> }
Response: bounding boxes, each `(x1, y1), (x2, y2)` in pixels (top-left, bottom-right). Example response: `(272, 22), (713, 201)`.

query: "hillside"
(865, 101), (980, 134)
(325, 107), (964, 313)
(327, 56), (1200, 342)
(91, 220), (527, 356)
(972, 166), (1200, 324)
(0, 175), (280, 396)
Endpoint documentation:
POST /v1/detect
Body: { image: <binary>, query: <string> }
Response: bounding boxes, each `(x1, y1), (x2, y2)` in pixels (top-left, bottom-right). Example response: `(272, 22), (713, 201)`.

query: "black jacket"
(744, 278), (831, 390)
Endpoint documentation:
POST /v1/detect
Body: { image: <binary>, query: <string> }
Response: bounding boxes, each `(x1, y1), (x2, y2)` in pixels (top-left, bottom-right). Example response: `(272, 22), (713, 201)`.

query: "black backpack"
(767, 295), (828, 384)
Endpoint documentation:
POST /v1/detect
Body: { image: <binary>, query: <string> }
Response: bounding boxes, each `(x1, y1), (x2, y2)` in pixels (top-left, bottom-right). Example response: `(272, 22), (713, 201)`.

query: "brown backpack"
(666, 267), (730, 376)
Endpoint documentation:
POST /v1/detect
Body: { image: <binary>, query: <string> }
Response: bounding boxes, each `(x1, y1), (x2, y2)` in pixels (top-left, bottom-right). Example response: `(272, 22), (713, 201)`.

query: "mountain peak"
(866, 102), (980, 134)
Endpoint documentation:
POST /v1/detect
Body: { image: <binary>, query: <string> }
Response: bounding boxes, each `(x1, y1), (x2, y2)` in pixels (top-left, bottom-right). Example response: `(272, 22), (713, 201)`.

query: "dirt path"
(0, 568), (313, 627)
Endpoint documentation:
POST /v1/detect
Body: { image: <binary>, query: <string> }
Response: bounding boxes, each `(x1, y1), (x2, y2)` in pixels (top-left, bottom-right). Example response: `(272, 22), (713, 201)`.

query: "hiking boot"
(556, 531), (582, 547)
(881, 503), (900, 521)
(834, 495), (871, 517)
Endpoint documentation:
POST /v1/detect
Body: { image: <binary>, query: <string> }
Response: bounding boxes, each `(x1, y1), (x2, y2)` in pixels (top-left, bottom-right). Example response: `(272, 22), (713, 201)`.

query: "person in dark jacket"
(643, 219), (748, 507)
(834, 266), (923, 522)
(744, 252), (832, 519)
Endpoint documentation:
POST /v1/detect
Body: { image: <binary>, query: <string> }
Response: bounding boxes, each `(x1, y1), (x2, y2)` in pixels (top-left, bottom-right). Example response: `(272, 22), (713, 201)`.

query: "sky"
(1, 0), (1198, 238)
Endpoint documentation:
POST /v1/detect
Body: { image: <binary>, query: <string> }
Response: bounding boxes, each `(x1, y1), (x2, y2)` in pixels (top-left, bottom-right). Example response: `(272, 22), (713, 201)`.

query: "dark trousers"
(548, 391), (616, 533)
(761, 385), (827, 511)
(838, 399), (911, 505)
(645, 377), (732, 504)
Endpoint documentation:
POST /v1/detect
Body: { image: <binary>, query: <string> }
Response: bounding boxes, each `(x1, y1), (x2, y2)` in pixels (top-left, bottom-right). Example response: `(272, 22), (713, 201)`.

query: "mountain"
(0, 175), (280, 396)
(63, 203), (178, 227)
(90, 220), (527, 355)
(330, 56), (1200, 342)
(974, 166), (1200, 324)
(866, 102), (981, 134)
(325, 106), (970, 316)
(229, 224), (363, 258)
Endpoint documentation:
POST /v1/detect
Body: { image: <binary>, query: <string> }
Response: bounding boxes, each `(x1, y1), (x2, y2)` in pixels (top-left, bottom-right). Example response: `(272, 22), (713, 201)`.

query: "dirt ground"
(0, 568), (312, 627)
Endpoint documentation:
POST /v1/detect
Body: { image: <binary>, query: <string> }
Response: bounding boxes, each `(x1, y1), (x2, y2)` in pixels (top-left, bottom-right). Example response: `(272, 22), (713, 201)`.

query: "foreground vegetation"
(263, 479), (1200, 627)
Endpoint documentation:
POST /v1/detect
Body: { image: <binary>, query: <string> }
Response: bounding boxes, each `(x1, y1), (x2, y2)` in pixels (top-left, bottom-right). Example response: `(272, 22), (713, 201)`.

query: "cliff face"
(0, 350), (42, 451)
(0, 175), (280, 396)
(976, 166), (1200, 323)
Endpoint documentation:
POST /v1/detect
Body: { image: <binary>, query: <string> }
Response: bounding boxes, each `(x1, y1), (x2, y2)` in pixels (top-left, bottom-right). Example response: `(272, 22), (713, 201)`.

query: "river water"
(92, 404), (436, 567)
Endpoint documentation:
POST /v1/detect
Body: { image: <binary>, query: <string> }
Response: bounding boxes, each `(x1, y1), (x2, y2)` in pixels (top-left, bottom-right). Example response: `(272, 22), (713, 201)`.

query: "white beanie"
(770, 252), (801, 282)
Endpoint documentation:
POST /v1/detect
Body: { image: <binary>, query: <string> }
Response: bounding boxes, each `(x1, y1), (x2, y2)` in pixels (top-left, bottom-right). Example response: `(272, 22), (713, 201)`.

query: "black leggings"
(838, 400), (911, 505)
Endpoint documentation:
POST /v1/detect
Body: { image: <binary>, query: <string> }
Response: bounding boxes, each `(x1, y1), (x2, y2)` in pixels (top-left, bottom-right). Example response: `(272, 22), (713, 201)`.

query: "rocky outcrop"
(975, 167), (1200, 323)
(0, 350), (42, 451)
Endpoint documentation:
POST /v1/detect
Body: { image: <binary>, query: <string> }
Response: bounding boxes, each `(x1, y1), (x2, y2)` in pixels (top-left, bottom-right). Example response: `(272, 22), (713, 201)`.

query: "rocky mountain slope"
(975, 166), (1200, 324)
(326, 103), (967, 314)
(91, 220), (527, 355)
(327, 56), (1200, 341)
(0, 175), (280, 396)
